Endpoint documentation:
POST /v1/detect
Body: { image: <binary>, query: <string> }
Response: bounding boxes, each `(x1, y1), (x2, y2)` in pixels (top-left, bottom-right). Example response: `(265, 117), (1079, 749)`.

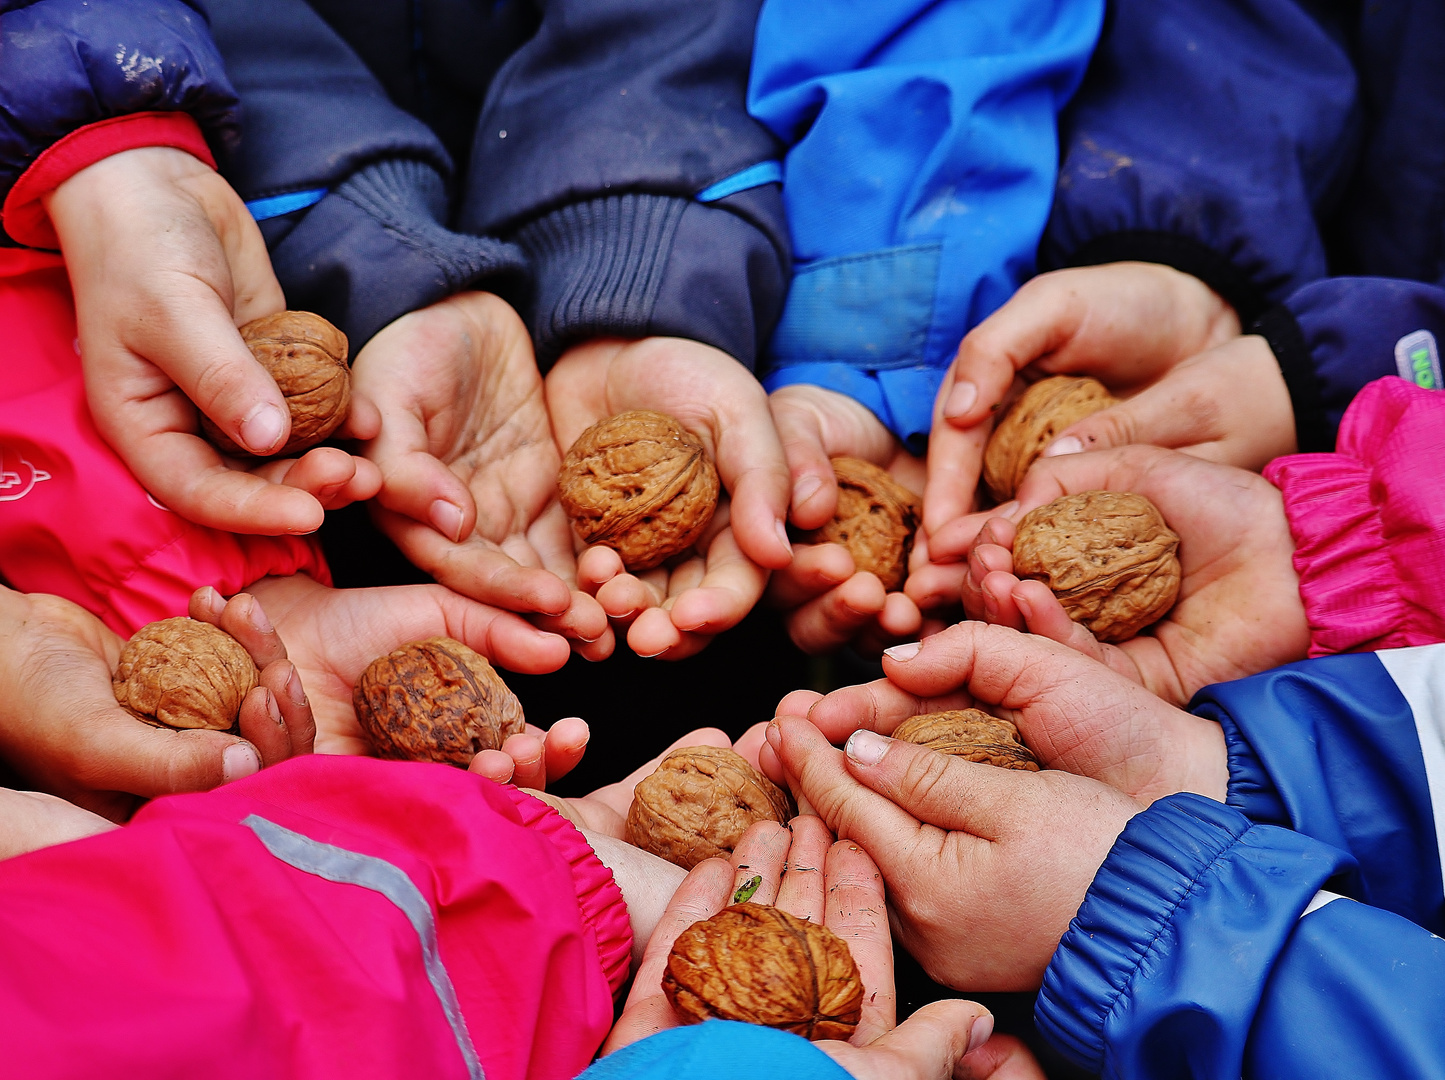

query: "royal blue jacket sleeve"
(1037, 794), (1445, 1080)
(746, 0), (1102, 451)
(578, 1021), (852, 1080)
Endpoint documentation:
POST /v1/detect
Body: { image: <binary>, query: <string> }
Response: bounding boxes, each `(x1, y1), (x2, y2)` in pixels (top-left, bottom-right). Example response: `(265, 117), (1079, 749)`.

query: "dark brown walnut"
(894, 709), (1039, 771)
(982, 376), (1118, 502)
(1012, 491), (1181, 643)
(802, 457), (921, 591)
(558, 410), (720, 571)
(112, 617), (258, 731)
(664, 903), (863, 1041)
(353, 637), (525, 766)
(202, 310), (351, 457)
(626, 746), (791, 869)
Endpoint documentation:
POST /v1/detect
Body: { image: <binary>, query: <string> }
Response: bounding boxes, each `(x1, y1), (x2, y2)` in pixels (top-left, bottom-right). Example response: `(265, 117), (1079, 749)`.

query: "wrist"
(1145, 709), (1229, 805)
(581, 829), (686, 971)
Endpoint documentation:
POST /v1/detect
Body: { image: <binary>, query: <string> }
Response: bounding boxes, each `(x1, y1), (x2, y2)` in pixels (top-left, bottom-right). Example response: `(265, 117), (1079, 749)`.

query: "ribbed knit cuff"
(1252, 304), (1333, 453)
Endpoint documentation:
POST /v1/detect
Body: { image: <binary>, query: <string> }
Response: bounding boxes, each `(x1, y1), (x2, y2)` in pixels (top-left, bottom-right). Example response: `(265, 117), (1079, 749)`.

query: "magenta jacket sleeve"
(0, 248), (329, 635)
(1263, 377), (1445, 656)
(0, 755), (631, 1080)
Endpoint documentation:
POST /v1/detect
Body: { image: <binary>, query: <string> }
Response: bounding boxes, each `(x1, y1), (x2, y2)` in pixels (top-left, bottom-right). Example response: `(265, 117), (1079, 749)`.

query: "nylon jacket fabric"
(0, 755), (630, 1079)
(748, 0), (1103, 450)
(581, 1021), (853, 1080)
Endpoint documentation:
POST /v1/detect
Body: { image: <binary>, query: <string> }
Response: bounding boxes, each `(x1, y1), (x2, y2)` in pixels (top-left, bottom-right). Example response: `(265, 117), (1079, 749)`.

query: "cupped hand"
(351, 292), (611, 658)
(766, 715), (1140, 991)
(766, 384), (926, 654)
(0, 788), (118, 861)
(937, 445), (1309, 704)
(923, 263), (1241, 537)
(0, 585), (314, 821)
(47, 145), (370, 535)
(547, 337), (792, 659)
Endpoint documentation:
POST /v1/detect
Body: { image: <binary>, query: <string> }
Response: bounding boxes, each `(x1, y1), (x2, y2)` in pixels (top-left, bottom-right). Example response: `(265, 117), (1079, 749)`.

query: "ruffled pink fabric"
(1265, 377), (1445, 656)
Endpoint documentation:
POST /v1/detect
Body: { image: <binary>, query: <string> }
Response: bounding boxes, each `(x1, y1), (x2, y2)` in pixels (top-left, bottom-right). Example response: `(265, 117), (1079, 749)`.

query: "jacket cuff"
(1209, 707), (1292, 826)
(3, 112), (215, 250)
(1251, 304), (1333, 453)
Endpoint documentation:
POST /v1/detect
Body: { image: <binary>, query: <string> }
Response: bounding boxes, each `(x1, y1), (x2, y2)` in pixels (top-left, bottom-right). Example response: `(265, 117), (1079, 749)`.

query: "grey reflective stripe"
(241, 814), (484, 1080)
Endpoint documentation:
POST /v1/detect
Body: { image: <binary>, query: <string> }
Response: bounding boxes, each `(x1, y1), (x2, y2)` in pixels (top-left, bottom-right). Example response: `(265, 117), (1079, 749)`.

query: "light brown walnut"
(664, 903), (863, 1041)
(203, 310), (351, 457)
(802, 457), (921, 591)
(558, 410), (720, 571)
(112, 617), (258, 731)
(982, 376), (1117, 502)
(626, 746), (791, 869)
(894, 709), (1039, 770)
(352, 638), (526, 766)
(1012, 491), (1181, 643)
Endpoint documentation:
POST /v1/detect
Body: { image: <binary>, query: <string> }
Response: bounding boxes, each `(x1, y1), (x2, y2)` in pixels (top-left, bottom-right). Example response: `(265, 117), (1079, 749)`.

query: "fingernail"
(240, 403), (287, 455)
(246, 597), (273, 634)
(284, 664), (308, 707)
(775, 518), (793, 557)
(198, 587), (225, 617)
(430, 500), (465, 543)
(1043, 435), (1084, 458)
(966, 1014), (994, 1055)
(883, 640), (921, 662)
(793, 474), (824, 509)
(943, 380), (978, 419)
(844, 729), (891, 767)
(222, 743), (260, 784)
(765, 720), (781, 752)
(993, 500), (1020, 520)
(263, 689), (285, 729)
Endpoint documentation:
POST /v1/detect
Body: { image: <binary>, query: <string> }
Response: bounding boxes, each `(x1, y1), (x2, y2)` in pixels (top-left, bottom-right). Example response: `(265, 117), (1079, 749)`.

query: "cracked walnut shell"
(112, 617), (258, 731)
(664, 903), (863, 1041)
(558, 411), (719, 571)
(1012, 491), (1180, 643)
(894, 709), (1039, 770)
(982, 376), (1117, 502)
(353, 638), (526, 766)
(626, 746), (791, 869)
(803, 457), (921, 591)
(203, 311), (351, 457)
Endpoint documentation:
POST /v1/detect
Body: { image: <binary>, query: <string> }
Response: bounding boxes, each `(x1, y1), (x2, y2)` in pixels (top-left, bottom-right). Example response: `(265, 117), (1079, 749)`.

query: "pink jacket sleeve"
(1264, 376), (1445, 656)
(0, 248), (329, 636)
(0, 755), (631, 1080)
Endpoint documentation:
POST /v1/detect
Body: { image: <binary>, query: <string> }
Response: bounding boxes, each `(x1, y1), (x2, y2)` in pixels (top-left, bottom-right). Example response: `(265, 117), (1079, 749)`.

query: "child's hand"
(548, 337), (793, 660)
(765, 384), (926, 654)
(0, 788), (117, 861)
(349, 293), (611, 659)
(46, 146), (367, 535)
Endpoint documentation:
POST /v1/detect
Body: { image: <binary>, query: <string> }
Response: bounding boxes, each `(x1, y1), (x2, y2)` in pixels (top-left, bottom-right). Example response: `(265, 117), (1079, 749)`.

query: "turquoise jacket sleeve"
(579, 1021), (853, 1080)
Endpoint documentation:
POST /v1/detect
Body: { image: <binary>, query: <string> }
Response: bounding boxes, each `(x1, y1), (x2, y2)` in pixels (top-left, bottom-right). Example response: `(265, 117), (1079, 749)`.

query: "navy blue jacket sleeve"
(578, 1021), (852, 1080)
(0, 0), (239, 236)
(748, 0), (1102, 450)
(457, 0), (790, 369)
(1043, 0), (1362, 323)
(1189, 647), (1445, 932)
(1037, 794), (1445, 1080)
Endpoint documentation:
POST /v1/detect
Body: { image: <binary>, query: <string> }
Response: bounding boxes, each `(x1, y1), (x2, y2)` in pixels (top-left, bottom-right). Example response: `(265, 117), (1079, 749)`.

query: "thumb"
(819, 1000), (995, 1080)
(1041, 376), (1215, 459)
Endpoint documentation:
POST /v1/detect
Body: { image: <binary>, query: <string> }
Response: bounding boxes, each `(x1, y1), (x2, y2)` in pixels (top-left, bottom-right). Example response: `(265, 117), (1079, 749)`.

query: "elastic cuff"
(3, 112), (215, 249)
(1207, 707), (1291, 826)
(1252, 304), (1333, 453)
(506, 788), (633, 994)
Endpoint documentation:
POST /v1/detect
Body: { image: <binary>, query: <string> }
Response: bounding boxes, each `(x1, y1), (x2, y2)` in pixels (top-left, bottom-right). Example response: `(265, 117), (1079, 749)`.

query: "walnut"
(112, 617), (258, 731)
(352, 638), (526, 766)
(558, 411), (720, 571)
(982, 376), (1117, 502)
(626, 746), (791, 869)
(202, 311), (351, 457)
(664, 903), (863, 1041)
(1012, 491), (1181, 643)
(802, 457), (921, 591)
(894, 709), (1039, 770)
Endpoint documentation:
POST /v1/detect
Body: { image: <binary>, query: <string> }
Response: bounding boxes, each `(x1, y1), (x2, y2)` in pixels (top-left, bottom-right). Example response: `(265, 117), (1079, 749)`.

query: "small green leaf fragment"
(732, 874), (763, 905)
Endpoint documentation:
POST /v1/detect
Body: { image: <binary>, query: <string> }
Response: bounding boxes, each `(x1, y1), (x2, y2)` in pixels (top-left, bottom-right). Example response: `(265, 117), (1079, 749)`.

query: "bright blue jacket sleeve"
(1036, 794), (1445, 1080)
(578, 1021), (852, 1080)
(747, 0), (1103, 451)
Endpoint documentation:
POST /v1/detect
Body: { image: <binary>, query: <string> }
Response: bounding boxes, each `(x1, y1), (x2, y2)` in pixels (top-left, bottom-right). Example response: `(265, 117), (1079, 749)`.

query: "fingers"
(190, 588), (289, 669)
(822, 839), (895, 1044)
(237, 685), (292, 767)
(424, 586), (573, 674)
(239, 659), (316, 766)
(804, 679), (975, 746)
(543, 716), (591, 785)
(781, 571), (889, 656)
(709, 384), (793, 570)
(775, 814), (833, 923)
(954, 1034), (1048, 1080)
(729, 819), (792, 905)
(771, 393), (839, 530)
(921, 418), (992, 539)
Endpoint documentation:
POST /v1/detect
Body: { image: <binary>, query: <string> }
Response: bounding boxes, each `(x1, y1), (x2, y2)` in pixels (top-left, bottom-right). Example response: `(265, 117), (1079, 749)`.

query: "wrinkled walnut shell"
(626, 746), (791, 869)
(558, 411), (720, 571)
(353, 638), (526, 766)
(894, 709), (1039, 770)
(202, 311), (351, 457)
(982, 376), (1117, 502)
(664, 903), (863, 1041)
(112, 617), (258, 731)
(802, 457), (921, 591)
(1013, 491), (1181, 643)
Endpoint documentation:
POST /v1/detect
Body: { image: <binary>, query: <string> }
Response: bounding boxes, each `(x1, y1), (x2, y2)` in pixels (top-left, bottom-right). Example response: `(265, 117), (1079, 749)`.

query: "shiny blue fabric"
(580, 1021), (852, 1080)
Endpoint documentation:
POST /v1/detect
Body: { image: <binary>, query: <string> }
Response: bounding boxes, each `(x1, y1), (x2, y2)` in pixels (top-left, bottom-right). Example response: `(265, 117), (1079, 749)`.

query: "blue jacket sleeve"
(578, 1021), (852, 1080)
(747, 0), (1103, 451)
(458, 0), (790, 369)
(1037, 794), (1445, 1080)
(1043, 0), (1361, 323)
(1189, 647), (1445, 932)
(0, 0), (239, 232)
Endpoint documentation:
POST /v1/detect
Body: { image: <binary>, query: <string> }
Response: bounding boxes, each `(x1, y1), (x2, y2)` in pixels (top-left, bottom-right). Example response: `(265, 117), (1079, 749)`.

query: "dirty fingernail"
(285, 664), (308, 706)
(765, 720), (782, 751)
(198, 587), (225, 617)
(967, 1014), (995, 1055)
(240, 403), (287, 455)
(430, 500), (465, 543)
(246, 597), (274, 634)
(223, 742), (261, 784)
(263, 689), (285, 728)
(844, 729), (890, 766)
(1043, 435), (1084, 458)
(883, 640), (921, 662)
(943, 380), (979, 419)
